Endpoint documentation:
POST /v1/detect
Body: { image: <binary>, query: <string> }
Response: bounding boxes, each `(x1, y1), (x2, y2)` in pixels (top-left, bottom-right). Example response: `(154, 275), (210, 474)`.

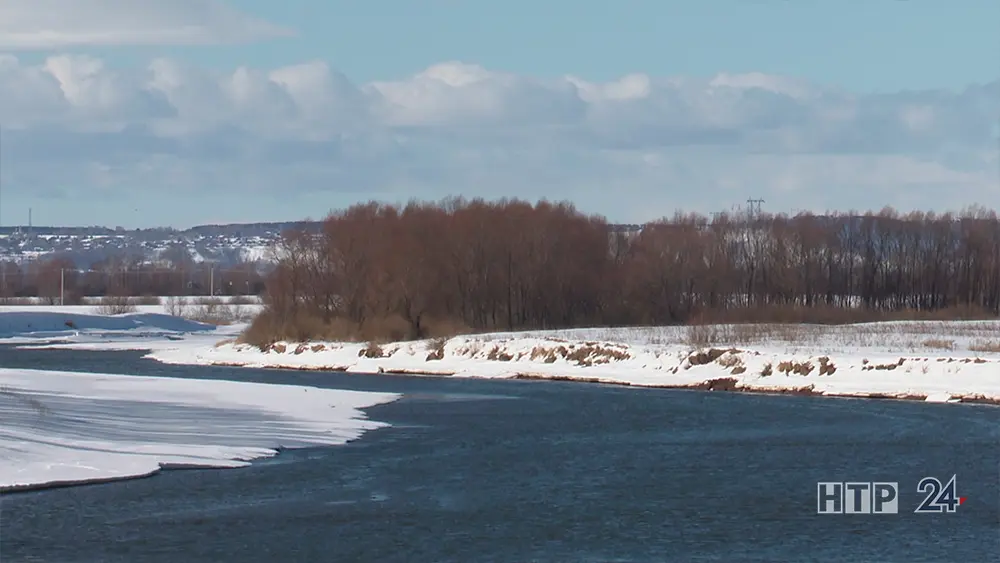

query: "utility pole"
(60, 268), (64, 306)
(210, 265), (214, 297)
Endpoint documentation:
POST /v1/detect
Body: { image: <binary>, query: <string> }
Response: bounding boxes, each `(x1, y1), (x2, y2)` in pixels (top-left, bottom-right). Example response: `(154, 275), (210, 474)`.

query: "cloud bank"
(0, 53), (997, 226)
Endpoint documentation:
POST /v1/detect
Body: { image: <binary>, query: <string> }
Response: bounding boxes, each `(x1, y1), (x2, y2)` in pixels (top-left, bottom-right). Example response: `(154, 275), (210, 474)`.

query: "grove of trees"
(248, 198), (1000, 346)
(0, 258), (265, 303)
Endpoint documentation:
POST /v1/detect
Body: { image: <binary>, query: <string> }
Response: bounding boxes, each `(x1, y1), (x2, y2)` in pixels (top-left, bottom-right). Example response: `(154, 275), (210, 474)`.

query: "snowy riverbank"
(5, 311), (998, 490)
(20, 312), (1000, 405)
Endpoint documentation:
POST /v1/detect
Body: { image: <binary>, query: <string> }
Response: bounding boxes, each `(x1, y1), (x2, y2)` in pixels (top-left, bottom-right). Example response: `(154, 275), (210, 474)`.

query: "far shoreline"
(11, 314), (1000, 410)
(184, 358), (1000, 408)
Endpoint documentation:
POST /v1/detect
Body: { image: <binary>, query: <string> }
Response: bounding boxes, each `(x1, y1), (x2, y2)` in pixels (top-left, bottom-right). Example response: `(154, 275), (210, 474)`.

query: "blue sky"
(0, 0), (997, 228)
(90, 0), (1000, 92)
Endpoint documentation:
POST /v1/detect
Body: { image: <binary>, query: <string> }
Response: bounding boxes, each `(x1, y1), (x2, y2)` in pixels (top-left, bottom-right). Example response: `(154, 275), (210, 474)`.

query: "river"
(1, 346), (998, 562)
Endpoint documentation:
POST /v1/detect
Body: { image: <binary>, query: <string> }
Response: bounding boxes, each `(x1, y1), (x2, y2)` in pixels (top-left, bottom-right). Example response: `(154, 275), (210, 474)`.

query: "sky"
(0, 0), (997, 228)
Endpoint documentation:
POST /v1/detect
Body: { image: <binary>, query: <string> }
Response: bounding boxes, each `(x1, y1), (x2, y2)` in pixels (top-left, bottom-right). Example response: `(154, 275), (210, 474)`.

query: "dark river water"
(1, 346), (998, 562)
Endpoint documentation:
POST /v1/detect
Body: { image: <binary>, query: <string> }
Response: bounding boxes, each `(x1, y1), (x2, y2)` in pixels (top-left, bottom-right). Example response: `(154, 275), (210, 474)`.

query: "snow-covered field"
(0, 295), (262, 306)
(0, 309), (397, 491)
(0, 310), (214, 340)
(0, 296), (264, 334)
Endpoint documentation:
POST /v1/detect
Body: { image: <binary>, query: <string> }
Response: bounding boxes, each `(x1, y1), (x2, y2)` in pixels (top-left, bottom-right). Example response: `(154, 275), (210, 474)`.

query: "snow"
(0, 307), (398, 491)
(1, 295), (261, 306)
(0, 310), (215, 339)
(4, 307), (1000, 405)
(146, 322), (1000, 404)
(0, 297), (263, 340)
(0, 368), (399, 491)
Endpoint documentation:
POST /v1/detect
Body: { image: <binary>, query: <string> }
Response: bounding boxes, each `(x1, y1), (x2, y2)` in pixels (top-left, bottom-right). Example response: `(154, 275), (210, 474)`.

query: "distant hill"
(0, 221), (318, 269)
(0, 221), (643, 269)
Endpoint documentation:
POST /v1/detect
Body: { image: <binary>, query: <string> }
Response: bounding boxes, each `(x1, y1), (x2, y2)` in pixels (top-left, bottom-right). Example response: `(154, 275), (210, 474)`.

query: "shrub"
(922, 338), (955, 350)
(239, 308), (480, 350)
(185, 298), (256, 325)
(968, 339), (1000, 353)
(94, 295), (137, 315)
(164, 296), (189, 317)
(134, 295), (162, 306)
(239, 309), (352, 349)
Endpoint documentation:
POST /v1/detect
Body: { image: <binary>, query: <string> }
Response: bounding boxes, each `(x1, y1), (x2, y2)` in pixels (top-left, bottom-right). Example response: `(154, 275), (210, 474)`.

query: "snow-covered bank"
(0, 299), (263, 333)
(0, 310), (214, 339)
(0, 368), (399, 492)
(11, 310), (1000, 405)
(143, 322), (1000, 405)
(0, 295), (262, 306)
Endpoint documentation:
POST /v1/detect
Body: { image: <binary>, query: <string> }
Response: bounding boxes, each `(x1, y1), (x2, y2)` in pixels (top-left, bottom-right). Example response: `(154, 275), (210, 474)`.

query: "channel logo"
(816, 475), (965, 514)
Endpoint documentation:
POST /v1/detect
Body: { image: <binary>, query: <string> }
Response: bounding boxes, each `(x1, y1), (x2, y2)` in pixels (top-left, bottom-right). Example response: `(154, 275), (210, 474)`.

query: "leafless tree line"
(0, 258), (265, 303)
(245, 200), (1000, 345)
(247, 199), (1000, 344)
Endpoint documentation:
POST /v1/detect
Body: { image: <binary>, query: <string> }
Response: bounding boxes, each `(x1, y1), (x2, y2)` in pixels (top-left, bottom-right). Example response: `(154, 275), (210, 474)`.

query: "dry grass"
(715, 352), (743, 369)
(684, 323), (717, 348)
(675, 318), (1000, 353)
(0, 297), (38, 305)
(359, 342), (386, 358)
(237, 300), (1000, 355)
(685, 323), (807, 347)
(516, 342), (631, 366)
(184, 298), (256, 325)
(565, 344), (630, 366)
(777, 360), (814, 375)
(968, 339), (1000, 353)
(687, 348), (735, 365)
(693, 304), (997, 325)
(486, 345), (514, 362)
(163, 296), (189, 317)
(817, 356), (837, 375)
(239, 310), (472, 350)
(402, 310), (1000, 354)
(670, 303), (1000, 351)
(93, 295), (138, 315)
(240, 311), (352, 348)
(425, 337), (447, 361)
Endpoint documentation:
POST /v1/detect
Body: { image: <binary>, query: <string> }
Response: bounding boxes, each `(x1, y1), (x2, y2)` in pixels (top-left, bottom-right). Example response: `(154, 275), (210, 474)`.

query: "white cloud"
(0, 0), (291, 49)
(0, 53), (997, 226)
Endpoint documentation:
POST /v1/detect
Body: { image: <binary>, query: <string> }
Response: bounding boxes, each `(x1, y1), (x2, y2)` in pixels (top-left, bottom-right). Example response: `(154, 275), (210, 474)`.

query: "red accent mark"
(959, 497), (968, 505)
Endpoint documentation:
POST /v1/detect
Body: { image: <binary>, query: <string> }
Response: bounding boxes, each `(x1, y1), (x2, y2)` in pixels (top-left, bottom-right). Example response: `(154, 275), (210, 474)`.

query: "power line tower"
(746, 198), (764, 220)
